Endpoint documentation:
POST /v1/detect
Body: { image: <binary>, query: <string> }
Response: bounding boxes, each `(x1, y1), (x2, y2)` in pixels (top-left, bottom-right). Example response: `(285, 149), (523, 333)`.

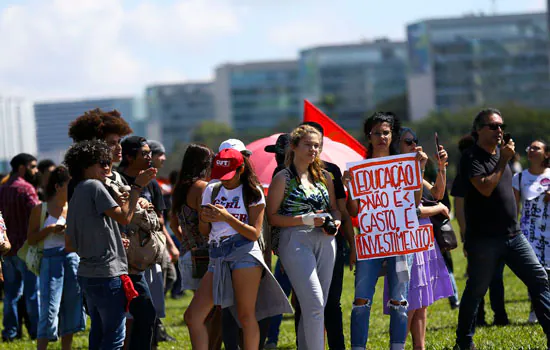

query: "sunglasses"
(403, 138), (418, 146)
(141, 151), (152, 158)
(526, 146), (542, 152)
(482, 123), (506, 131)
(99, 160), (110, 168)
(370, 130), (392, 137)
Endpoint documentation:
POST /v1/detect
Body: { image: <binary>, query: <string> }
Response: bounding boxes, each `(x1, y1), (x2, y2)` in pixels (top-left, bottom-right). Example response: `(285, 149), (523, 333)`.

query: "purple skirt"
(384, 219), (454, 313)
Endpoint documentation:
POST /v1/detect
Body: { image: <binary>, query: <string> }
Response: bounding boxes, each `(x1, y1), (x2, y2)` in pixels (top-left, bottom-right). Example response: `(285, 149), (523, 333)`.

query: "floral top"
(177, 203), (208, 255)
(279, 169), (330, 217)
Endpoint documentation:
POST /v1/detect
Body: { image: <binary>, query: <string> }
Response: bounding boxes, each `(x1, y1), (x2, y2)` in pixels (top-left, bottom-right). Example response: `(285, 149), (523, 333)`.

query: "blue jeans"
(79, 276), (127, 350)
(351, 256), (410, 350)
(2, 255), (40, 340)
(456, 234), (550, 349)
(266, 259), (292, 345)
(477, 262), (508, 323)
(38, 248), (85, 340)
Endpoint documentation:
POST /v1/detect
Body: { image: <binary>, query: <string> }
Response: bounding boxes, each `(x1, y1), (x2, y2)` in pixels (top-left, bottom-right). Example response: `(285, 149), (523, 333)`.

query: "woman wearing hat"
(184, 149), (291, 350)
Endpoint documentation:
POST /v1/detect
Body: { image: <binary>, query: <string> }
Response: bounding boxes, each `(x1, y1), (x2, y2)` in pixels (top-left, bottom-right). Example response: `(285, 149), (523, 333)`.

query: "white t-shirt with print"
(512, 168), (550, 268)
(201, 183), (265, 243)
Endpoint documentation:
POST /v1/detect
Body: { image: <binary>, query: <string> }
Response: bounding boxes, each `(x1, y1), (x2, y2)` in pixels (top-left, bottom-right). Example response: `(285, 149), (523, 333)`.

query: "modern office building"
(145, 82), (215, 153)
(34, 97), (142, 163)
(0, 96), (37, 173)
(407, 12), (550, 120)
(214, 61), (300, 131)
(299, 39), (408, 128)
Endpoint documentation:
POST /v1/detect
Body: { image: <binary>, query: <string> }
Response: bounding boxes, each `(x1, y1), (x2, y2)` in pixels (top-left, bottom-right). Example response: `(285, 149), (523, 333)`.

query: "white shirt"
(43, 214), (66, 249)
(513, 168), (550, 267)
(201, 183), (265, 243)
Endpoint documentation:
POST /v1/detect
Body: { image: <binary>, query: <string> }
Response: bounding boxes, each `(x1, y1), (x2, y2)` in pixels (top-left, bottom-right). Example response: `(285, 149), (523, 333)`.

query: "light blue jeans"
(38, 247), (86, 340)
(351, 256), (411, 350)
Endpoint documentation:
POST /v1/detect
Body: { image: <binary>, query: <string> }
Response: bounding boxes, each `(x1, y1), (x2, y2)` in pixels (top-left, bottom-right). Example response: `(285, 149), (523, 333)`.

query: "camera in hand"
(503, 133), (512, 144)
(322, 215), (338, 235)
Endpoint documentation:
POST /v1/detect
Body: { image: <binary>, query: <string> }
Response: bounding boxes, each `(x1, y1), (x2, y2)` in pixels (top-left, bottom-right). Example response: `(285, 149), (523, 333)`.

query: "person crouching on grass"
(184, 148), (291, 350)
(64, 140), (156, 350)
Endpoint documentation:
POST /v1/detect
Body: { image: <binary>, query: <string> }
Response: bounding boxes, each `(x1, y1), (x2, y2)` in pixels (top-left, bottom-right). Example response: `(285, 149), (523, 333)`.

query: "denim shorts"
(207, 234), (262, 273)
(38, 247), (86, 340)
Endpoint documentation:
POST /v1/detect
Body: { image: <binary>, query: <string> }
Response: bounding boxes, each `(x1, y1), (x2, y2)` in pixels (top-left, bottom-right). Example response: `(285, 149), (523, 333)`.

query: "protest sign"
(347, 153), (434, 260)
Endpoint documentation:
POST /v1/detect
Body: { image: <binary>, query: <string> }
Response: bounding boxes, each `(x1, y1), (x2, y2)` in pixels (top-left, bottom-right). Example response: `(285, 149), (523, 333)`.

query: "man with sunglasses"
(0, 154), (40, 342)
(454, 108), (550, 350)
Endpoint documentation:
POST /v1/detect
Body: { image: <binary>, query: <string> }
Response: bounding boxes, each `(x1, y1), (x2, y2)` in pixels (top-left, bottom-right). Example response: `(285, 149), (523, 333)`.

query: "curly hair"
(286, 125), (327, 185)
(68, 108), (133, 142)
(44, 166), (71, 201)
(363, 111), (401, 159)
(63, 140), (112, 183)
(172, 144), (214, 215)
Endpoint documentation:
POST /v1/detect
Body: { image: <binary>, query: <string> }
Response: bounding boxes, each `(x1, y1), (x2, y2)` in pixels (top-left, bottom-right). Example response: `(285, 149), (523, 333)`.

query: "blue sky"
(0, 0), (545, 100)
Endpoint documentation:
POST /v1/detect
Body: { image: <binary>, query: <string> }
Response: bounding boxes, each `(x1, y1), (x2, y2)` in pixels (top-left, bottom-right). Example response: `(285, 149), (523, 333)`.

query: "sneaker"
(264, 343), (277, 349)
(453, 343), (477, 350)
(1, 336), (14, 343)
(476, 317), (487, 327)
(528, 310), (538, 323)
(493, 317), (510, 326)
(450, 300), (460, 310)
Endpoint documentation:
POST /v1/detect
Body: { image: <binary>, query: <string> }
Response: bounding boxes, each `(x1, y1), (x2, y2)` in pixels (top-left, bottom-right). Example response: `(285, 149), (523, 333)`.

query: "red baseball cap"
(211, 148), (244, 180)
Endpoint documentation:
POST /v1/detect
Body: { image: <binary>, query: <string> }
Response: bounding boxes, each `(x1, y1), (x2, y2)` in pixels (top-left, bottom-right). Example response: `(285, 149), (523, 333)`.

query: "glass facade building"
(0, 97), (36, 173)
(214, 61), (300, 131)
(145, 83), (214, 153)
(299, 40), (408, 129)
(408, 13), (550, 120)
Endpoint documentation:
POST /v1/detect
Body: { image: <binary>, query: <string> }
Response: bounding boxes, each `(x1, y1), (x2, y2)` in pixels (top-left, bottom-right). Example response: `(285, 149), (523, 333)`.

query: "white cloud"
(0, 0), (241, 100)
(267, 14), (363, 51)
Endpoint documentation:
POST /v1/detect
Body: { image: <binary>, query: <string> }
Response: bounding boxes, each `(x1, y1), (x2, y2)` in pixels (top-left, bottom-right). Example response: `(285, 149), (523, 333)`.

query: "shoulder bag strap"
(40, 203), (47, 229)
(210, 182), (223, 205)
(518, 171), (523, 200)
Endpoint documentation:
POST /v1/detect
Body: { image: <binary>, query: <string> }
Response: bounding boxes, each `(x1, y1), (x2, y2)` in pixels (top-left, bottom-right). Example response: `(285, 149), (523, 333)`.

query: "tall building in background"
(407, 12), (550, 121)
(299, 40), (408, 129)
(214, 61), (300, 131)
(0, 97), (37, 173)
(34, 97), (142, 163)
(145, 82), (215, 153)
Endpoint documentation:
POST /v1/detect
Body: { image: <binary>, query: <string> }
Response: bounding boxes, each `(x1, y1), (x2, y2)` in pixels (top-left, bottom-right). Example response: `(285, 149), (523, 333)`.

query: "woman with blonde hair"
(267, 124), (341, 349)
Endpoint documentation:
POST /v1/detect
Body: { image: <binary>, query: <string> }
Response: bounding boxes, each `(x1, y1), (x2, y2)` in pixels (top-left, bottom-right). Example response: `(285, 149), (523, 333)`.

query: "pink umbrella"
(247, 133), (364, 188)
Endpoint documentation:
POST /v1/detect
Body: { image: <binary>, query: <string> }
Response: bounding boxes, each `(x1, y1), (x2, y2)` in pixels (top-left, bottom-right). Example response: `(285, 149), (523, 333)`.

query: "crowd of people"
(0, 107), (548, 350)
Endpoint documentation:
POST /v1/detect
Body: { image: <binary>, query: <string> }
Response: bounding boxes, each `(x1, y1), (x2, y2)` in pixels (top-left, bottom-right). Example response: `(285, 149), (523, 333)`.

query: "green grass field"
(1, 233), (546, 349)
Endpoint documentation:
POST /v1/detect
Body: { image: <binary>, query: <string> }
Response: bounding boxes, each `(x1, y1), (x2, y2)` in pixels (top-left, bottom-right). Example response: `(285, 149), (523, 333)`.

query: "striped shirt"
(0, 176), (40, 256)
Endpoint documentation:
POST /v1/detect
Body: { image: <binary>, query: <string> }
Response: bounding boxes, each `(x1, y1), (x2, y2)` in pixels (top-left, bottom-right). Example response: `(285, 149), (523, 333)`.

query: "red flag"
(303, 100), (366, 158)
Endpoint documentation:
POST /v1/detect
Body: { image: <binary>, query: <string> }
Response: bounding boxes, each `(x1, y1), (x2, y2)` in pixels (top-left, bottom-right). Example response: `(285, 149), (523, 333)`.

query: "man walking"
(455, 108), (550, 349)
(0, 154), (40, 342)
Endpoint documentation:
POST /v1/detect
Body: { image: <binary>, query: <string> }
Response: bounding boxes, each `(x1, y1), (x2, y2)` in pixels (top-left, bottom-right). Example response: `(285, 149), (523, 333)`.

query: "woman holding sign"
(393, 127), (454, 350)
(267, 124), (341, 350)
(345, 112), (428, 350)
